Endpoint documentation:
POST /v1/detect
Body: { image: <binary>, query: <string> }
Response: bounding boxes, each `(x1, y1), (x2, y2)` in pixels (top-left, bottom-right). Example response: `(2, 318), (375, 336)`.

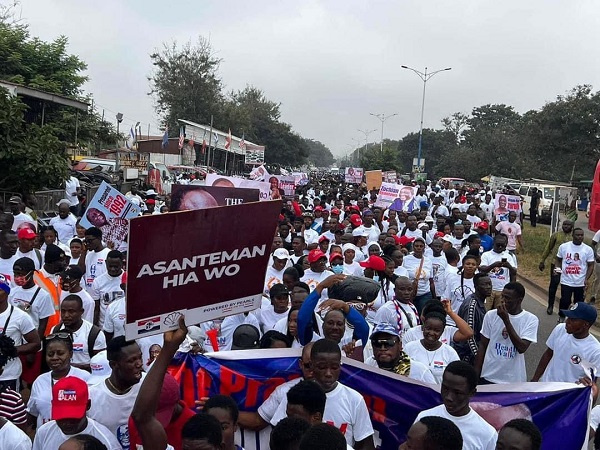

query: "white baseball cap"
(273, 248), (291, 260)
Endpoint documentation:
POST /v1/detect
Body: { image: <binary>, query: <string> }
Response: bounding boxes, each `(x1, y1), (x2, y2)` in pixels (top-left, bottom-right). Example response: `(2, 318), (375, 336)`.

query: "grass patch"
(516, 224), (553, 286)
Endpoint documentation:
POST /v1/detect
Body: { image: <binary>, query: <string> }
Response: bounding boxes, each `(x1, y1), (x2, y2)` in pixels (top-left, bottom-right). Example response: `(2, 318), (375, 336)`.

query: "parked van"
(438, 177), (465, 188)
(519, 182), (569, 223)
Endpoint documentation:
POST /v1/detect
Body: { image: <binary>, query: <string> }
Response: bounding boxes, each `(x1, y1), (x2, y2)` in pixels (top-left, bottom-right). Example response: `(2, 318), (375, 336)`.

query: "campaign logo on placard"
(137, 317), (161, 335)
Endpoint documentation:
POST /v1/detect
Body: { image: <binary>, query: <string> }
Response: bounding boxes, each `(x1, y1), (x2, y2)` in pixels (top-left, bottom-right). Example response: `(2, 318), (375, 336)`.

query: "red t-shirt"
(128, 400), (196, 450)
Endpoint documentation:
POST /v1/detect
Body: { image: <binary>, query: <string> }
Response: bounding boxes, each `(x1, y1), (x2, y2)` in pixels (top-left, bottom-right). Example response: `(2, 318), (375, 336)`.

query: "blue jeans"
(413, 292), (433, 315)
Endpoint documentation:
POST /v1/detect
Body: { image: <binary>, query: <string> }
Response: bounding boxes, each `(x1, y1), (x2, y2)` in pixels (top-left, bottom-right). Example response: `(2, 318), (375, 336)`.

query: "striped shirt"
(0, 387), (27, 425)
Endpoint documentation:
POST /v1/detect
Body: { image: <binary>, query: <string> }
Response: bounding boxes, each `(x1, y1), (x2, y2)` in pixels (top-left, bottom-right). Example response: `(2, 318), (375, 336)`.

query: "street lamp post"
(370, 113), (398, 153)
(351, 137), (361, 164)
(401, 65), (452, 169)
(115, 113), (123, 172)
(357, 128), (377, 158)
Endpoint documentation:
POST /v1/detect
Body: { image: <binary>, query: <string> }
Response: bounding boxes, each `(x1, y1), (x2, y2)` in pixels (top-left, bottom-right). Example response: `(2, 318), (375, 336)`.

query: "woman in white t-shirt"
(404, 310), (459, 383)
(27, 334), (90, 428)
(444, 254), (478, 325)
(286, 307), (320, 348)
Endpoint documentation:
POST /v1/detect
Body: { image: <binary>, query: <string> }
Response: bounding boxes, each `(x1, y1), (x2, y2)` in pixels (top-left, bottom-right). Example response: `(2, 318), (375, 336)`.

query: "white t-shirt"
(495, 221), (521, 251)
(0, 255), (18, 286)
(448, 235), (464, 252)
(84, 248), (111, 294)
(27, 366), (91, 428)
(557, 242), (595, 287)
(393, 266), (409, 277)
(0, 419), (32, 450)
(590, 405), (600, 432)
(257, 304), (289, 333)
(404, 341), (459, 384)
(443, 273), (475, 325)
(49, 214), (77, 245)
(416, 404), (497, 450)
(540, 323), (600, 382)
(402, 255), (433, 296)
(343, 262), (363, 277)
(8, 285), (55, 328)
(64, 176), (81, 206)
(54, 320), (106, 366)
(32, 418), (121, 450)
(88, 375), (145, 449)
(430, 254), (448, 296)
(374, 300), (419, 338)
(270, 382), (374, 446)
(15, 248), (44, 271)
(402, 325), (458, 347)
(103, 297), (126, 337)
(263, 266), (286, 297)
(0, 305), (36, 381)
(480, 250), (517, 292)
(304, 229), (319, 246)
(257, 377), (303, 423)
(481, 202), (494, 221)
(403, 228), (431, 244)
(480, 310), (539, 383)
(90, 271), (124, 326)
(362, 224), (380, 243)
(363, 356), (435, 383)
(60, 290), (95, 324)
(301, 269), (335, 292)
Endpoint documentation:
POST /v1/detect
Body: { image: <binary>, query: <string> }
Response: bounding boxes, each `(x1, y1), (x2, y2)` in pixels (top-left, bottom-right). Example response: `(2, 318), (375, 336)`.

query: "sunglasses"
(46, 332), (73, 342)
(371, 339), (397, 349)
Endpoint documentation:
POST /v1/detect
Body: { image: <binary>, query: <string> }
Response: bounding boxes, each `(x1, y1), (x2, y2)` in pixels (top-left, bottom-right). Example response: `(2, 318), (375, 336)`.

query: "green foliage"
(0, 88), (68, 192)
(302, 138), (335, 167)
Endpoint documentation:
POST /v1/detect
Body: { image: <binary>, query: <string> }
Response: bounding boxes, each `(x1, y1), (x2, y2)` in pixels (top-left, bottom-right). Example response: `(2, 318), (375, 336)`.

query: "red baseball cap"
(359, 255), (386, 272)
(329, 252), (343, 263)
(318, 235), (330, 243)
(397, 236), (416, 247)
(17, 228), (36, 240)
(434, 231), (446, 239)
(308, 249), (327, 264)
(331, 208), (341, 215)
(52, 376), (89, 420)
(476, 221), (489, 230)
(314, 206), (324, 212)
(349, 214), (362, 227)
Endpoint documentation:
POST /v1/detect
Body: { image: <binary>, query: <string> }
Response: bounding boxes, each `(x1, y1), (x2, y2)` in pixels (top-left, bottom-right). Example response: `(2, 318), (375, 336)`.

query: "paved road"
(522, 280), (599, 379)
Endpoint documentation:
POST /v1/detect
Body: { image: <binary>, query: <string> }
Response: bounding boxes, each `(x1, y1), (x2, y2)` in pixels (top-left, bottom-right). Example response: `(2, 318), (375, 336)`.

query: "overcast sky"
(19, 0), (600, 158)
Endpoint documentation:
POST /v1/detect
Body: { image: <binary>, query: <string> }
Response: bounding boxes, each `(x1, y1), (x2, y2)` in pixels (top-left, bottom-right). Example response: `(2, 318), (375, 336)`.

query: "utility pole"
(370, 113), (398, 153)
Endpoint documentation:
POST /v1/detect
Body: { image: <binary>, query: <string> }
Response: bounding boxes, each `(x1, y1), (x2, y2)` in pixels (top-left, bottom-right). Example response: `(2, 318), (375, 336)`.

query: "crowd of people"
(0, 172), (596, 450)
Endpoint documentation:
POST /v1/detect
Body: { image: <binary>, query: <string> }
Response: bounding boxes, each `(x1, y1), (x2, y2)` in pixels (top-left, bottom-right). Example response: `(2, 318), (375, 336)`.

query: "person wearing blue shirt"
(476, 222), (494, 252)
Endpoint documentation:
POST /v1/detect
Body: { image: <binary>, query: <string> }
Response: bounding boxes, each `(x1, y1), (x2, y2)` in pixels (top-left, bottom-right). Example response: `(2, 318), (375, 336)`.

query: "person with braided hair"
(403, 310), (460, 384)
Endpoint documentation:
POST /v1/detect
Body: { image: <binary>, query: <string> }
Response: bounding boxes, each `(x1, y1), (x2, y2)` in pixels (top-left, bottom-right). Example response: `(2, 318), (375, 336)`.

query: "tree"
(0, 88), (68, 193)
(149, 37), (224, 133)
(303, 138), (335, 167)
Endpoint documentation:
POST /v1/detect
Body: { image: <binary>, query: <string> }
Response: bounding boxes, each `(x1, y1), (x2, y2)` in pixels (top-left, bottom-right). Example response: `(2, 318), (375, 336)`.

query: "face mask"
(373, 275), (380, 283)
(14, 275), (29, 287)
(331, 265), (344, 275)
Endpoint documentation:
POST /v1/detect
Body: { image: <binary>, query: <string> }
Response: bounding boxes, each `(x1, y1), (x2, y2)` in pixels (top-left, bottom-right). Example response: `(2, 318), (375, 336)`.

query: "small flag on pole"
(239, 133), (246, 151)
(225, 129), (232, 150)
(161, 128), (169, 149)
(126, 127), (136, 149)
(201, 130), (207, 154)
(178, 127), (184, 149)
(213, 132), (219, 145)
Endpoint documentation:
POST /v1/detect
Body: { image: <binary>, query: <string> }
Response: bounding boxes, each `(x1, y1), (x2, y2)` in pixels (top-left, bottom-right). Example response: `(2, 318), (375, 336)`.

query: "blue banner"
(170, 349), (590, 450)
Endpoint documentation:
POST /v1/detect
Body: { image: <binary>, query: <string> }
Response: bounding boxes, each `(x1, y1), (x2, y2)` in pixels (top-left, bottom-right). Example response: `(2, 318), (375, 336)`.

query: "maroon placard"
(125, 200), (281, 339)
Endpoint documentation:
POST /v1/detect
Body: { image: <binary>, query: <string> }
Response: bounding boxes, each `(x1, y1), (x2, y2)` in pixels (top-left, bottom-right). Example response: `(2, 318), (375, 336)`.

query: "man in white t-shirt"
(264, 248), (290, 296)
(103, 296), (126, 341)
(15, 228), (44, 270)
(474, 282), (539, 384)
(429, 239), (448, 297)
(88, 337), (144, 448)
(479, 234), (517, 311)
(532, 302), (600, 383)
(53, 295), (106, 372)
(415, 361), (497, 450)
(50, 201), (78, 245)
(8, 197), (36, 233)
(90, 250), (125, 327)
(0, 230), (18, 286)
(0, 416), (31, 450)
(270, 339), (375, 449)
(256, 283), (290, 333)
(79, 227), (110, 296)
(301, 250), (335, 292)
(60, 265), (95, 323)
(0, 275), (40, 389)
(361, 209), (380, 243)
(32, 376), (120, 450)
(495, 211), (523, 253)
(375, 277), (420, 338)
(556, 228), (595, 321)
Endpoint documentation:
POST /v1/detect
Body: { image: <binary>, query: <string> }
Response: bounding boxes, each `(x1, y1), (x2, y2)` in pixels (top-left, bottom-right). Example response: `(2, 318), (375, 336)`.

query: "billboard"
(345, 167), (364, 184)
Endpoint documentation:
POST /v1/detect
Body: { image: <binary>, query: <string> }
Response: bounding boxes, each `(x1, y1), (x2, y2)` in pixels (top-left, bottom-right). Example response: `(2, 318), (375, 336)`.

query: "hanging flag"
(201, 130), (207, 154)
(225, 129), (232, 150)
(213, 132), (219, 145)
(126, 126), (136, 149)
(178, 127), (184, 149)
(239, 133), (246, 151)
(161, 128), (169, 149)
